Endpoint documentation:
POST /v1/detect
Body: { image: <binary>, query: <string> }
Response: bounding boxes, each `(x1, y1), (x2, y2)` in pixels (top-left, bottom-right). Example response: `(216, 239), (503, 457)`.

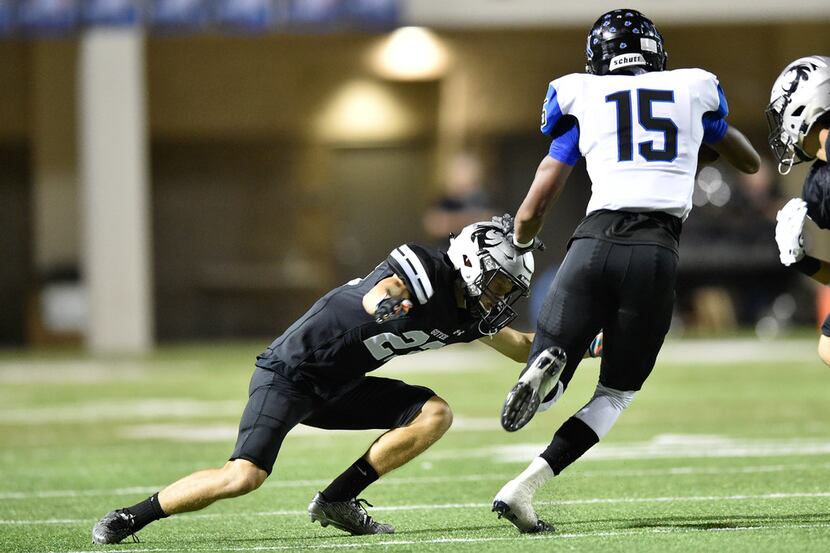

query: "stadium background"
(0, 0), (829, 351)
(4, 2), (830, 551)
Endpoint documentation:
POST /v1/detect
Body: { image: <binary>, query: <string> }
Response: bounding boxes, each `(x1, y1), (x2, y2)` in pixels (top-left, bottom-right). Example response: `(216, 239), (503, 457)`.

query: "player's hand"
(374, 297), (413, 324)
(509, 233), (545, 254)
(775, 198), (808, 266)
(490, 213), (515, 234)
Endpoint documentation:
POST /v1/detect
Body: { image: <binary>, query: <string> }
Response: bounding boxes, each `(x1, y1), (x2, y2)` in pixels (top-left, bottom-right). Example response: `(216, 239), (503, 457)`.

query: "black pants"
(532, 236), (678, 392)
(230, 368), (435, 474)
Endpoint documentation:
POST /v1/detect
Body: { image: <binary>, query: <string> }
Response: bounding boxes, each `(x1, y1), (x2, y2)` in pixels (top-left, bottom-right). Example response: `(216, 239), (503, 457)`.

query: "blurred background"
(1, 0), (829, 354)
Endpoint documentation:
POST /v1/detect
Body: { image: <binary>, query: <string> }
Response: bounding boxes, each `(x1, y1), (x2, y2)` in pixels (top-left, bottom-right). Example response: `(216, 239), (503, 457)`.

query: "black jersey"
(803, 160), (830, 229)
(255, 243), (484, 397)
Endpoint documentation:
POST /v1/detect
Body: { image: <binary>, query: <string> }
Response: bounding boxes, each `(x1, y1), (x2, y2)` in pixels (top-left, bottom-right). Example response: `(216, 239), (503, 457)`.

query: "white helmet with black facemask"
(767, 55), (830, 174)
(447, 218), (536, 334)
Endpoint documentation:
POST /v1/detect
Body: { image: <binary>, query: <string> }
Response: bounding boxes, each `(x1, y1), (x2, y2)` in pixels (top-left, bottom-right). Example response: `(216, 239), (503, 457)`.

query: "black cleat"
(91, 509), (140, 544)
(492, 500), (554, 534)
(501, 347), (567, 432)
(308, 492), (394, 535)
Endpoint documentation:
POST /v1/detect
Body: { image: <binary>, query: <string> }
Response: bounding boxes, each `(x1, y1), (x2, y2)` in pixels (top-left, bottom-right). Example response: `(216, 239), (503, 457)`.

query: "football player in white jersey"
(492, 9), (761, 533)
(768, 56), (830, 365)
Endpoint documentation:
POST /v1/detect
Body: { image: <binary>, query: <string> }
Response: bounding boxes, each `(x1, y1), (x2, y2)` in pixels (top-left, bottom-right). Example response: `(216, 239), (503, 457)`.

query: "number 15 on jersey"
(606, 89), (678, 163)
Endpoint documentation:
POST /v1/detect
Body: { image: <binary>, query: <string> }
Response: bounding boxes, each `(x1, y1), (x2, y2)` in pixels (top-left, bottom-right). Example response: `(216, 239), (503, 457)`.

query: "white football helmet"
(447, 220), (535, 333)
(766, 55), (830, 173)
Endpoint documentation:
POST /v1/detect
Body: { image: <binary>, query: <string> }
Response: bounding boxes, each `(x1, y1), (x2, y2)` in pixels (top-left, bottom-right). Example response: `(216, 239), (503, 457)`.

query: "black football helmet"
(585, 9), (667, 76)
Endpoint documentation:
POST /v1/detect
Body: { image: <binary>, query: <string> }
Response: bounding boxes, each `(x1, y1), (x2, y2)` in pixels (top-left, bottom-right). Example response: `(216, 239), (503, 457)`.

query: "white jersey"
(541, 68), (728, 219)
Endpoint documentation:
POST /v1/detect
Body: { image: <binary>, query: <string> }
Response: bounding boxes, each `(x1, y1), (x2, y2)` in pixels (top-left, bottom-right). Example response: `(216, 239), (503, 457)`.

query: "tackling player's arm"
(362, 275), (412, 321)
(478, 327), (534, 363)
(708, 126), (761, 174)
(478, 328), (604, 363)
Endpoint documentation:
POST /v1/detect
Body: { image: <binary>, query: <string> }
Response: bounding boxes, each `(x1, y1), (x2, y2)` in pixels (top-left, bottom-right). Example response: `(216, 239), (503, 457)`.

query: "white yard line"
(7, 490), (830, 526)
(0, 400), (244, 425)
(45, 522), (830, 553)
(426, 434), (830, 462)
(5, 461), (830, 501)
(116, 416), (501, 442)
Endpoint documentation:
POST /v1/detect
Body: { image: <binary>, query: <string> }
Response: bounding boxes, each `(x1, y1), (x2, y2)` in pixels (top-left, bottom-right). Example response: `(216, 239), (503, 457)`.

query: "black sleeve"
(822, 312), (830, 338)
(803, 161), (830, 229)
(385, 244), (440, 306)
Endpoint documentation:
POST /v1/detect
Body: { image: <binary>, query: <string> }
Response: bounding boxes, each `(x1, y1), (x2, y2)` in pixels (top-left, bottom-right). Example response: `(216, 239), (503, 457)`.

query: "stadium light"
(315, 79), (413, 142)
(370, 26), (449, 81)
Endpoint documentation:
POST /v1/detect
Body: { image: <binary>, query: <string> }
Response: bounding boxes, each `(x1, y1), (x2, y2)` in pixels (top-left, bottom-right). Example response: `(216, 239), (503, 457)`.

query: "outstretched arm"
(513, 155), (574, 244)
(709, 126), (761, 174)
(479, 328), (604, 363)
(479, 327), (534, 363)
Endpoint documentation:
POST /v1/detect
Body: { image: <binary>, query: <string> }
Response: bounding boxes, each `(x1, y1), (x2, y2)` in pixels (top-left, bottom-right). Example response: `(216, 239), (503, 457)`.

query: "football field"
(3, 336), (830, 552)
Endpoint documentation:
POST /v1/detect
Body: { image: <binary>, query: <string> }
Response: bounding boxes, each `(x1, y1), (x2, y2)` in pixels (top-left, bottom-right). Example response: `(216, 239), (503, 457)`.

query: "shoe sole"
(308, 505), (393, 536)
(500, 347), (566, 432)
(309, 508), (364, 535)
(492, 500), (555, 533)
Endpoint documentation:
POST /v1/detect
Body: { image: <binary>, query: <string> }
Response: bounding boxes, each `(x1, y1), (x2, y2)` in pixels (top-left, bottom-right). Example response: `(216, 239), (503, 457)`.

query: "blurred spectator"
(678, 157), (791, 333)
(422, 151), (498, 244)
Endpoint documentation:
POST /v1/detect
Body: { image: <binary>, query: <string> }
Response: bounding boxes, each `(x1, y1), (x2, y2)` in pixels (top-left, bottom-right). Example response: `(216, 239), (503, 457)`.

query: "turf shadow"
(583, 512), (830, 531)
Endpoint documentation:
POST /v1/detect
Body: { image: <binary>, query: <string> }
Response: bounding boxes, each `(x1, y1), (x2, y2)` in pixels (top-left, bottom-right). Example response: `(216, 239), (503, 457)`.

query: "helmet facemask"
(765, 95), (803, 174)
(447, 221), (535, 335)
(466, 261), (528, 335)
(766, 56), (830, 174)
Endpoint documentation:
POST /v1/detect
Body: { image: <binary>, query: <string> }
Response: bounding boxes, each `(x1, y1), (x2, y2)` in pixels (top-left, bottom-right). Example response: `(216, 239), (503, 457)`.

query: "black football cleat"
(501, 346), (567, 432)
(308, 492), (394, 535)
(92, 509), (140, 544)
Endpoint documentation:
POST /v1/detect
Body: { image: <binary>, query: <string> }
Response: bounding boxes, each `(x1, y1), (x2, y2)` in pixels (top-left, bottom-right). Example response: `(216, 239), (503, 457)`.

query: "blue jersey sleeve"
(702, 84), (729, 144)
(547, 115), (580, 166)
(540, 82), (565, 136)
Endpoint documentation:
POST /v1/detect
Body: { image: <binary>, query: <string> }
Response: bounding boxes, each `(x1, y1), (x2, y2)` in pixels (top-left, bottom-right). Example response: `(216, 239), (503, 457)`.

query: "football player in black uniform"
(490, 9), (760, 533)
(768, 56), (830, 365)
(91, 217), (544, 543)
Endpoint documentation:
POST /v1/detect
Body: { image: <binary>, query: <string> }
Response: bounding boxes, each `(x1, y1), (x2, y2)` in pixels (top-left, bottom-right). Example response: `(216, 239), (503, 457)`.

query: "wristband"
(793, 255), (821, 276)
(513, 235), (534, 249)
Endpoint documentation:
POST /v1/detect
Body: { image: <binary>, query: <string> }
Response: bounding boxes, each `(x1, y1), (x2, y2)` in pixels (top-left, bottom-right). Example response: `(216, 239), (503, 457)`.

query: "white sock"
(514, 456), (554, 493)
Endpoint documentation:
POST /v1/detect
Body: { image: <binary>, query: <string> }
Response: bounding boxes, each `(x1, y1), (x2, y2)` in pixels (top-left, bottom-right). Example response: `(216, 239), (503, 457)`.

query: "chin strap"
(478, 319), (497, 337)
(779, 155), (796, 175)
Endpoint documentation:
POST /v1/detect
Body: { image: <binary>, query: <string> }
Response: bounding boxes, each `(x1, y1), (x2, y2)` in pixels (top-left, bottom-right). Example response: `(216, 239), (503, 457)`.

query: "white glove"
(775, 198), (808, 266)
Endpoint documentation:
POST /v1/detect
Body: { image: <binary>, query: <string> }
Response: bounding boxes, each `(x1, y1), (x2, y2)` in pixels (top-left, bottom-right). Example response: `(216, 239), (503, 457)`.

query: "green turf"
(2, 336), (830, 552)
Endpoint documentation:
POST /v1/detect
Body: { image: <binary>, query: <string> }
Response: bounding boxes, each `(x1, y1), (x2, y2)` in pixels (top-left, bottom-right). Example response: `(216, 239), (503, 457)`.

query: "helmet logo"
(781, 63), (815, 95)
(610, 53), (646, 71)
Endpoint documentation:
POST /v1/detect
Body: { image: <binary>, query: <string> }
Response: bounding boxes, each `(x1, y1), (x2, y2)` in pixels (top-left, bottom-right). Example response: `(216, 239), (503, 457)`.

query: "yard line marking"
(0, 400), (243, 425)
(426, 434), (830, 462)
(8, 490), (830, 525)
(117, 416), (501, 442)
(49, 521), (830, 553)
(5, 461), (830, 500)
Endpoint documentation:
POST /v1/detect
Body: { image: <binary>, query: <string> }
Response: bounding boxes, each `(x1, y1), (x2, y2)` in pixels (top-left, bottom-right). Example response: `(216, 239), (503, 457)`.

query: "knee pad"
(573, 383), (635, 439)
